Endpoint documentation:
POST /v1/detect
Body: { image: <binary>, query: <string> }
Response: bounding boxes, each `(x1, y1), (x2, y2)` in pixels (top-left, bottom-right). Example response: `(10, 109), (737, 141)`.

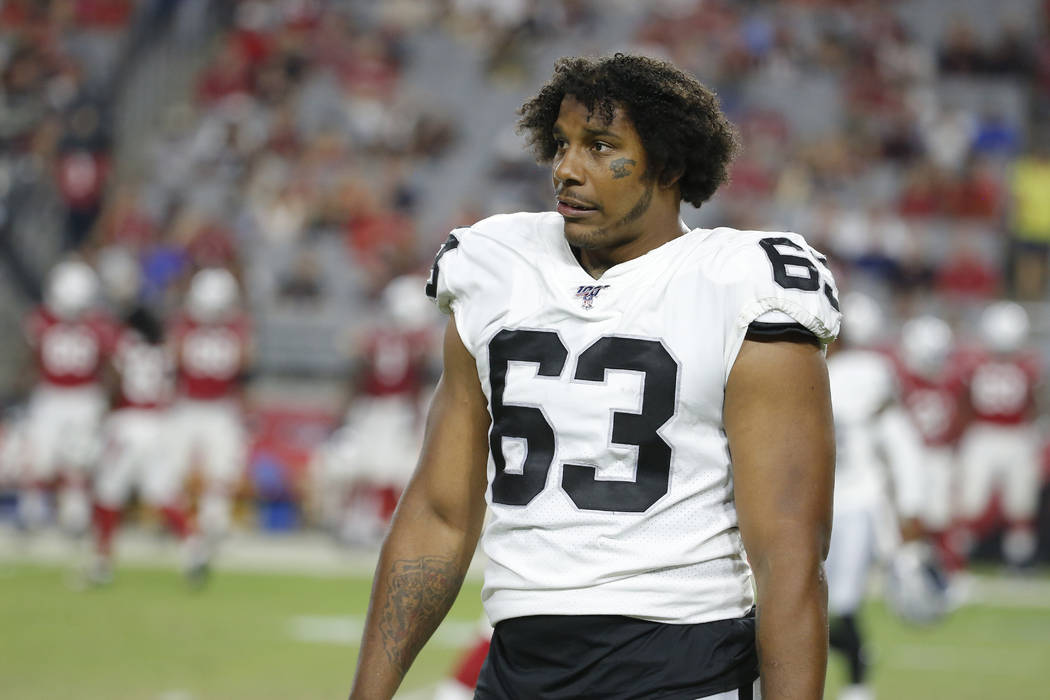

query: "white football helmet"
(884, 541), (950, 626)
(186, 268), (239, 322)
(840, 291), (884, 348)
(45, 260), (98, 320)
(900, 315), (953, 378)
(979, 301), (1030, 355)
(381, 274), (433, 330)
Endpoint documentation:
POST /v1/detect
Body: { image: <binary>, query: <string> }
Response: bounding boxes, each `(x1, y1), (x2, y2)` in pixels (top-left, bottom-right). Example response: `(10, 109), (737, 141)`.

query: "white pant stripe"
(696, 678), (761, 699)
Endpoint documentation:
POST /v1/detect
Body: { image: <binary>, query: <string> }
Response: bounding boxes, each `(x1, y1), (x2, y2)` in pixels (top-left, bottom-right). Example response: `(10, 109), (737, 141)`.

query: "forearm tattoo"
(610, 157), (635, 178)
(378, 555), (464, 677)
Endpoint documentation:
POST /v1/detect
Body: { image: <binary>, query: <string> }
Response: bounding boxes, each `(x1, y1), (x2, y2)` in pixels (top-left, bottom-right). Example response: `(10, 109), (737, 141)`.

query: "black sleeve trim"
(425, 232), (461, 299)
(745, 321), (821, 347)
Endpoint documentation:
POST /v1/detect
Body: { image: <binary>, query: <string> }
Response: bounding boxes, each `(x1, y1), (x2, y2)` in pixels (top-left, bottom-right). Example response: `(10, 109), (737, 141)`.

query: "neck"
(575, 210), (688, 278)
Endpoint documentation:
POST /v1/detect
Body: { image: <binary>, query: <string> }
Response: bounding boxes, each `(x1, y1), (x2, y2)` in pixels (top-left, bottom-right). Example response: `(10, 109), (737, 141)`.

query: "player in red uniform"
(957, 301), (1043, 568)
(165, 267), (252, 561)
(311, 275), (438, 545)
(894, 314), (971, 571)
(88, 307), (207, 585)
(20, 260), (117, 534)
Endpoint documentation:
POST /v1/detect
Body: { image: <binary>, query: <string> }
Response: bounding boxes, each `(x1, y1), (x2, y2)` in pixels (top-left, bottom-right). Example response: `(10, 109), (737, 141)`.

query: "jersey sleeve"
(423, 219), (517, 326)
(721, 232), (843, 381)
(425, 228), (468, 315)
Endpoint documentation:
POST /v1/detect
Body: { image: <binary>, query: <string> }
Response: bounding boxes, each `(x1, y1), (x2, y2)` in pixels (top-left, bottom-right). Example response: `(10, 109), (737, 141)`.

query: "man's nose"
(553, 147), (584, 189)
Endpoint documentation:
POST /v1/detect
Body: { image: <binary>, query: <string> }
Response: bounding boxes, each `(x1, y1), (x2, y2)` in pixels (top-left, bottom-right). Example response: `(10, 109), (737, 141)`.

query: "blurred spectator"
(938, 19), (987, 74)
(1007, 142), (1050, 299)
(972, 110), (1022, 158)
(278, 249), (324, 306)
(56, 98), (111, 248)
(935, 245), (1003, 301)
(0, 0), (1047, 555)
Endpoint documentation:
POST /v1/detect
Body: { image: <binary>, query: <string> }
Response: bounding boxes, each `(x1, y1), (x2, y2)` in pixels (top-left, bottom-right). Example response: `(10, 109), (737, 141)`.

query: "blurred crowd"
(626, 0), (1050, 312)
(0, 0), (1047, 578)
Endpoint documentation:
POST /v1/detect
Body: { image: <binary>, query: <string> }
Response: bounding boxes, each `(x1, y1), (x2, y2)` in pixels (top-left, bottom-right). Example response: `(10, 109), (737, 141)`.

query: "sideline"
(1, 526), (1047, 606)
(0, 525), (487, 580)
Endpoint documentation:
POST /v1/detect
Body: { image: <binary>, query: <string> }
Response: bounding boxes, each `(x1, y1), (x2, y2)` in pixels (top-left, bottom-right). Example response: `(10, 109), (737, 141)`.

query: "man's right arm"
(349, 314), (491, 699)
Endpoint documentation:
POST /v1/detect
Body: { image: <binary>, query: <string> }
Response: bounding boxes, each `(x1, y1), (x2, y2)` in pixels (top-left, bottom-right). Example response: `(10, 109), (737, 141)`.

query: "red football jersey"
(25, 307), (117, 388)
(171, 313), (251, 401)
(112, 329), (174, 410)
(895, 357), (970, 447)
(358, 327), (432, 398)
(964, 350), (1041, 425)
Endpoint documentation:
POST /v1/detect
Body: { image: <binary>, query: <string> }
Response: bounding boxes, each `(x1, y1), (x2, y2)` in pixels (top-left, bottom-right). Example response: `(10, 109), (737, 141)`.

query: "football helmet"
(884, 541), (950, 625)
(45, 260), (98, 320)
(840, 291), (884, 348)
(979, 300), (1030, 355)
(186, 268), (239, 322)
(900, 315), (953, 378)
(382, 274), (433, 330)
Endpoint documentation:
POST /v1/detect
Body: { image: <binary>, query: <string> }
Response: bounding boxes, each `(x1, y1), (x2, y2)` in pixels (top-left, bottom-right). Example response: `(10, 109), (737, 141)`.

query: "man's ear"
(659, 165), (684, 190)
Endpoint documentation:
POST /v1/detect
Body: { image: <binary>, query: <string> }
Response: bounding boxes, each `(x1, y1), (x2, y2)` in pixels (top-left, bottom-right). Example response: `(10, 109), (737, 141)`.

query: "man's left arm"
(725, 338), (835, 699)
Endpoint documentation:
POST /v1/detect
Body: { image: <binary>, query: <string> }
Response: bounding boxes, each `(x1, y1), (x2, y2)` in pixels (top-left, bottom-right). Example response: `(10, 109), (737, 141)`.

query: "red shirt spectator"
(75, 0), (133, 28)
(934, 251), (1001, 300)
(57, 150), (110, 211)
(197, 41), (253, 104)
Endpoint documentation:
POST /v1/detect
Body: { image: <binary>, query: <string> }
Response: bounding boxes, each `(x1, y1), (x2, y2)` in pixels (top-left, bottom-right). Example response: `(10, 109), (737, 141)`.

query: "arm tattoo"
(378, 555), (464, 677)
(610, 158), (636, 178)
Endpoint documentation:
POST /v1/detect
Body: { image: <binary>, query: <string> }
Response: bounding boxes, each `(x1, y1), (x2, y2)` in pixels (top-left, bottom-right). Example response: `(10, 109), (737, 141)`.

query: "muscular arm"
(349, 315), (490, 699)
(725, 338), (835, 699)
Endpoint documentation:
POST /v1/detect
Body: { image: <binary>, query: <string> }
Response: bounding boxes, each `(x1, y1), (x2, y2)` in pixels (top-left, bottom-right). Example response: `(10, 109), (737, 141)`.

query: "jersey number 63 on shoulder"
(759, 237), (840, 310)
(488, 329), (678, 513)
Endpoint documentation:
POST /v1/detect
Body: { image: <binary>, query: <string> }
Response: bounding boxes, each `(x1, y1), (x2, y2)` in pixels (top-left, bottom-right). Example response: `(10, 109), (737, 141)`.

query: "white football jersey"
(828, 349), (925, 518)
(428, 211), (841, 625)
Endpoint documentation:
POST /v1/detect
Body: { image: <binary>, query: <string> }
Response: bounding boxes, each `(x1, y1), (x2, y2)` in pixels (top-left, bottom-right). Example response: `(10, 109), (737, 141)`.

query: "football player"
(20, 260), (117, 535)
(957, 301), (1043, 568)
(350, 54), (840, 700)
(311, 274), (438, 545)
(89, 306), (206, 585)
(895, 314), (971, 571)
(431, 619), (494, 700)
(164, 267), (252, 562)
(825, 293), (927, 700)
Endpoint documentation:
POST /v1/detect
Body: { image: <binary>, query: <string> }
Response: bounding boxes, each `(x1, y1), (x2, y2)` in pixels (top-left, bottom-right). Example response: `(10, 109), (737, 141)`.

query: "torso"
(26, 307), (116, 389)
(895, 357), (970, 446)
(963, 350), (1040, 426)
(112, 329), (174, 410)
(432, 212), (840, 625)
(171, 313), (250, 401)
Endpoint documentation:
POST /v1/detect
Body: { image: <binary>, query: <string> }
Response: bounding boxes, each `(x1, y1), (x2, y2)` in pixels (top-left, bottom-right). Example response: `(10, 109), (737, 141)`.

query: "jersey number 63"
(488, 330), (678, 513)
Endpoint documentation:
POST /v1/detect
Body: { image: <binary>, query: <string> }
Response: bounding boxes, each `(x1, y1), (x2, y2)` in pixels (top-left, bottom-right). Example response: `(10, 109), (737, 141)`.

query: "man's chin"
(561, 219), (605, 250)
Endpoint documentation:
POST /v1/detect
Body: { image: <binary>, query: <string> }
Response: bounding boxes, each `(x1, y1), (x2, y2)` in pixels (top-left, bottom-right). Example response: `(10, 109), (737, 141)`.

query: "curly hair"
(517, 53), (739, 208)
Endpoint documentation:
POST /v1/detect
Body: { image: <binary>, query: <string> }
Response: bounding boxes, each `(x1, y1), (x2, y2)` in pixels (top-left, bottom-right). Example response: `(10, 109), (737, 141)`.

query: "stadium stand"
(0, 0), (1047, 562)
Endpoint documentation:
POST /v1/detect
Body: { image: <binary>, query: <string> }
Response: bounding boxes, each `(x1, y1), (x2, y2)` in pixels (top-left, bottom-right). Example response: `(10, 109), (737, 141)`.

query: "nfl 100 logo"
(575, 284), (610, 309)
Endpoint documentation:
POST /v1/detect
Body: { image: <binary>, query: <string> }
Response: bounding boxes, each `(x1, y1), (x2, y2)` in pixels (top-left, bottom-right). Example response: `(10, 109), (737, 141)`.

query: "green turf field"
(0, 563), (484, 700)
(1, 562), (1048, 699)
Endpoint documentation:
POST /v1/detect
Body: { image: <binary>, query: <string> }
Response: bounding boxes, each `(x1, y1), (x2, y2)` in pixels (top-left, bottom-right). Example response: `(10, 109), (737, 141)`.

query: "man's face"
(552, 96), (656, 253)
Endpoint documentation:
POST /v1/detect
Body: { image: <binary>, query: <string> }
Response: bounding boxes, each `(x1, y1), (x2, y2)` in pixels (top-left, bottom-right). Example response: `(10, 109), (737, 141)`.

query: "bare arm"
(725, 338), (835, 699)
(349, 315), (490, 699)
